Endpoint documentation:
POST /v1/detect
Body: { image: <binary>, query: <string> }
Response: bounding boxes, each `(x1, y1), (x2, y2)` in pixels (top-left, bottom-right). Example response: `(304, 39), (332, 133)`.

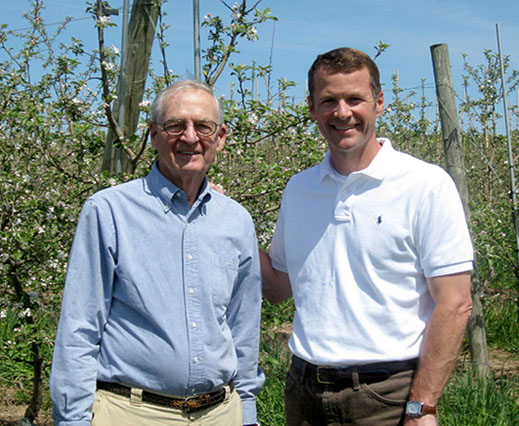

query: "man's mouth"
(177, 150), (198, 155)
(333, 124), (357, 131)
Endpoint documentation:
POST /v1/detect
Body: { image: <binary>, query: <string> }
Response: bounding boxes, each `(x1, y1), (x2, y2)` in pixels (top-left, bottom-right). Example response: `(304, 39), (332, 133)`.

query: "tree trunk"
(101, 0), (160, 174)
(430, 43), (492, 379)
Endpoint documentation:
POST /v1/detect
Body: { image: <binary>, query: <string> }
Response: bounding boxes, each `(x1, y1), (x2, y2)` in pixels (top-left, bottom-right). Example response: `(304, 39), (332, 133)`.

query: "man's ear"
(307, 95), (314, 113)
(215, 124), (226, 152)
(375, 91), (385, 117)
(307, 96), (317, 121)
(150, 121), (159, 149)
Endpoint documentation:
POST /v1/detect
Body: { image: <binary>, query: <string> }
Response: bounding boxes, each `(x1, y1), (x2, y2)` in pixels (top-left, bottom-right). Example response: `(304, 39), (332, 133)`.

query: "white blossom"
(102, 61), (115, 71)
(97, 16), (110, 26)
(19, 308), (32, 318)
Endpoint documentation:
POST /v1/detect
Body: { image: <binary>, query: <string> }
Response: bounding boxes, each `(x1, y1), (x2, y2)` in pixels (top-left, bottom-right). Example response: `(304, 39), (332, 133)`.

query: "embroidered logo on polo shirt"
(376, 215), (382, 225)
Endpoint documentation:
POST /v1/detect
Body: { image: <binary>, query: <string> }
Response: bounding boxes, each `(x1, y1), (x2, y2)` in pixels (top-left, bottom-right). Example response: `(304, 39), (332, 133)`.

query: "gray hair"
(150, 80), (224, 125)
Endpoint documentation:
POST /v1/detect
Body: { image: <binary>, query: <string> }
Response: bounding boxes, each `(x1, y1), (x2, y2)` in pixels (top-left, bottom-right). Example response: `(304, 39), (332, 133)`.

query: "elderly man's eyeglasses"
(158, 119), (219, 137)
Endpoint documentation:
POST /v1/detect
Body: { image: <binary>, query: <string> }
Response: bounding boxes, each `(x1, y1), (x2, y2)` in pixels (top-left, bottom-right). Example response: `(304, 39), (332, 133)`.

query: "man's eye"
(196, 123), (212, 132)
(165, 123), (184, 132)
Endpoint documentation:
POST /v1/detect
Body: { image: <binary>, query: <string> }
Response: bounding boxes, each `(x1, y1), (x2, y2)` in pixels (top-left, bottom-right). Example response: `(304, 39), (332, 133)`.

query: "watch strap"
(421, 404), (437, 415)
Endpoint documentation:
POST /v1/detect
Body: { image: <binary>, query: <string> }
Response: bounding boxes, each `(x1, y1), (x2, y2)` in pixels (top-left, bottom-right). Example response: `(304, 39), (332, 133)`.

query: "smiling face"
(150, 88), (226, 189)
(308, 66), (384, 174)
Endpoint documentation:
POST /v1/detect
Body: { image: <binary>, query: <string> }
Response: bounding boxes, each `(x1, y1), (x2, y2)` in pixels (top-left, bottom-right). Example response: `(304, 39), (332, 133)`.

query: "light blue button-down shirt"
(50, 164), (264, 425)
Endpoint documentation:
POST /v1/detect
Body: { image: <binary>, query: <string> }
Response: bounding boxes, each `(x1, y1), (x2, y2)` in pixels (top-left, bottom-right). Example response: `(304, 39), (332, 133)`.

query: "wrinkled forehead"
(161, 89), (219, 122)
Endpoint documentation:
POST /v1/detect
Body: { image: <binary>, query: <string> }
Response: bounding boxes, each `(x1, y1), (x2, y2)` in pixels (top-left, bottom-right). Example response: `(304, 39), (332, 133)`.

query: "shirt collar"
(319, 138), (393, 183)
(147, 162), (212, 211)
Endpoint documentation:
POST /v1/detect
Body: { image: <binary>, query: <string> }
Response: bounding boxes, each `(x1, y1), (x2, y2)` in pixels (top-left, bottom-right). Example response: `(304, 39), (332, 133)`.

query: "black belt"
(293, 355), (419, 386)
(97, 380), (234, 413)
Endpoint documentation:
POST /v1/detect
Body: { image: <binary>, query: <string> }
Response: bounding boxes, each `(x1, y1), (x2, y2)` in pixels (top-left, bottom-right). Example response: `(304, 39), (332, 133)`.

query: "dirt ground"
(0, 388), (53, 426)
(1, 348), (517, 425)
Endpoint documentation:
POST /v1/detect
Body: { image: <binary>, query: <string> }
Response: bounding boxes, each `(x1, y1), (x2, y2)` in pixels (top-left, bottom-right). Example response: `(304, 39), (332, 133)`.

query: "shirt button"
(189, 288), (195, 294)
(192, 322), (197, 328)
(187, 254), (193, 260)
(193, 357), (199, 363)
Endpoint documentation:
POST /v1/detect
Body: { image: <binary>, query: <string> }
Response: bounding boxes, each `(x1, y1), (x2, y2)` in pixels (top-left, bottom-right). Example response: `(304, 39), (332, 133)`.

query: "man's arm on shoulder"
(259, 249), (292, 304)
(405, 271), (472, 425)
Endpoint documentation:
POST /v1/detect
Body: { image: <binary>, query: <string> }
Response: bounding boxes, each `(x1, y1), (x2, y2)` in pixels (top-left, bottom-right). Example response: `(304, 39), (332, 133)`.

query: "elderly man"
(50, 80), (264, 426)
(261, 47), (473, 425)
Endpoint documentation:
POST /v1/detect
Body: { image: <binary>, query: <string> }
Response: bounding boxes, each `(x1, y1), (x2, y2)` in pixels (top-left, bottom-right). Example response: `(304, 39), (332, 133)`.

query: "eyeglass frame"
(155, 118), (220, 137)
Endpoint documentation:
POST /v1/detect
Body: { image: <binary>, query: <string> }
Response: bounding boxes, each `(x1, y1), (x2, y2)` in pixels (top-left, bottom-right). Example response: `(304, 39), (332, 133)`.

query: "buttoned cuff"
(241, 398), (258, 425)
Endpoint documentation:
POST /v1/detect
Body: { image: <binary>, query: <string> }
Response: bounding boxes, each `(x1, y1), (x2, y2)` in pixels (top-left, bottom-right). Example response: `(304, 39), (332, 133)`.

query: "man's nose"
(334, 100), (352, 120)
(181, 122), (199, 143)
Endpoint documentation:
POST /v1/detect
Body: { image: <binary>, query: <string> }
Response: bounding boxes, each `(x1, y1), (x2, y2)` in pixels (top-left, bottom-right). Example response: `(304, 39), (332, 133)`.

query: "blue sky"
(2, 0), (519, 130)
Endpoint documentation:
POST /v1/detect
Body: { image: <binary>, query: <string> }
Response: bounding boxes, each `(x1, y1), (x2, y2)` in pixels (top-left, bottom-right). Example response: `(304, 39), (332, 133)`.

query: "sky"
(2, 0), (519, 131)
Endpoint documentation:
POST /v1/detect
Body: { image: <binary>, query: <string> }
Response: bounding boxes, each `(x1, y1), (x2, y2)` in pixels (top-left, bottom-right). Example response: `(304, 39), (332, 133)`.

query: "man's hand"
(210, 182), (225, 194)
(404, 414), (438, 425)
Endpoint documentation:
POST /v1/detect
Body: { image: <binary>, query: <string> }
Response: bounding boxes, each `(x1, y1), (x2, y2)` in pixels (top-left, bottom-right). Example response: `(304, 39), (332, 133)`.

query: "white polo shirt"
(269, 138), (473, 365)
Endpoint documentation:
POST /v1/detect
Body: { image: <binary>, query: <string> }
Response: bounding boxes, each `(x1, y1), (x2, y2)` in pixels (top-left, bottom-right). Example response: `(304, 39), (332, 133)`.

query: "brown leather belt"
(97, 380), (234, 413)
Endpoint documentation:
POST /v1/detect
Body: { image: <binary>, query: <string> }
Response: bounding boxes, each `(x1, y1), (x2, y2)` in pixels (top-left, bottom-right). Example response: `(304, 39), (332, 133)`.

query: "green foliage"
(440, 369), (519, 425)
(257, 337), (290, 426)
(483, 294), (519, 353)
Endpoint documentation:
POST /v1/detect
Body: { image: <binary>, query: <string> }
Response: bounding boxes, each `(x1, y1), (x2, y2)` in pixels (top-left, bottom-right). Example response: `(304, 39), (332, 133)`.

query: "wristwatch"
(405, 401), (437, 418)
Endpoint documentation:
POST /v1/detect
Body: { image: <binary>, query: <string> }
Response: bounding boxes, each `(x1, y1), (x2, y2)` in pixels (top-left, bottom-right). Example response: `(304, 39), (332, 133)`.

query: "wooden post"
(102, 0), (160, 174)
(430, 43), (491, 379)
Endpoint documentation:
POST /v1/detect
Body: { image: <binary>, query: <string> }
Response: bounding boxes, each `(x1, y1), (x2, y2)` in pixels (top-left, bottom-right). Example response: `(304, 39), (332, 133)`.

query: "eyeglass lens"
(162, 120), (217, 136)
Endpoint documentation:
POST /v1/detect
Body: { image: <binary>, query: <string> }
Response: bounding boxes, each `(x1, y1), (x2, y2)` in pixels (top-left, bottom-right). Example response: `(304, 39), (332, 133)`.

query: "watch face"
(406, 401), (422, 415)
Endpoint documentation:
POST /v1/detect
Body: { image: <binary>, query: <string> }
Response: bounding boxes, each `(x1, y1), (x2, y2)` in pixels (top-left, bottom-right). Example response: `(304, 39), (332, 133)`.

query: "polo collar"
(147, 162), (212, 212)
(320, 138), (393, 183)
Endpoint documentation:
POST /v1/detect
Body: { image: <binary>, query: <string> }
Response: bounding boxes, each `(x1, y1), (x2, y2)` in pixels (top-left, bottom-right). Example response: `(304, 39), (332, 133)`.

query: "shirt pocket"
(211, 254), (239, 312)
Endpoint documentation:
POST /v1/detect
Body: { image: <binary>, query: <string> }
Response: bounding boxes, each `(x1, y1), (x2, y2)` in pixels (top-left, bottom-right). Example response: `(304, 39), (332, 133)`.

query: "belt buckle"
(184, 393), (212, 413)
(316, 366), (334, 384)
(183, 395), (202, 411)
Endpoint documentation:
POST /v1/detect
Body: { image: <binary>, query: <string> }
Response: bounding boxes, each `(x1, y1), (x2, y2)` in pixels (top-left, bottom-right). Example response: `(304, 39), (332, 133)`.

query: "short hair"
(307, 47), (381, 100)
(151, 80), (224, 125)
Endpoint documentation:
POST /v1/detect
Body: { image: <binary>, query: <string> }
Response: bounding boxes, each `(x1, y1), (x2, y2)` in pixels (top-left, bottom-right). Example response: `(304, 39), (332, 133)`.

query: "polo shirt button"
(187, 254), (193, 260)
(193, 357), (199, 363)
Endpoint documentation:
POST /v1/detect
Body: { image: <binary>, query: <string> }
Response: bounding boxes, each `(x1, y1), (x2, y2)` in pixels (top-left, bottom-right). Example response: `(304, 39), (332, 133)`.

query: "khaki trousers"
(91, 386), (242, 426)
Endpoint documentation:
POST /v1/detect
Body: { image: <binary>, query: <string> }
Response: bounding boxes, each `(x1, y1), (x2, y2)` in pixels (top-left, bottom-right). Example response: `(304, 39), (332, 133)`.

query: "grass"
(257, 334), (291, 426)
(483, 293), (519, 353)
(440, 369), (519, 425)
